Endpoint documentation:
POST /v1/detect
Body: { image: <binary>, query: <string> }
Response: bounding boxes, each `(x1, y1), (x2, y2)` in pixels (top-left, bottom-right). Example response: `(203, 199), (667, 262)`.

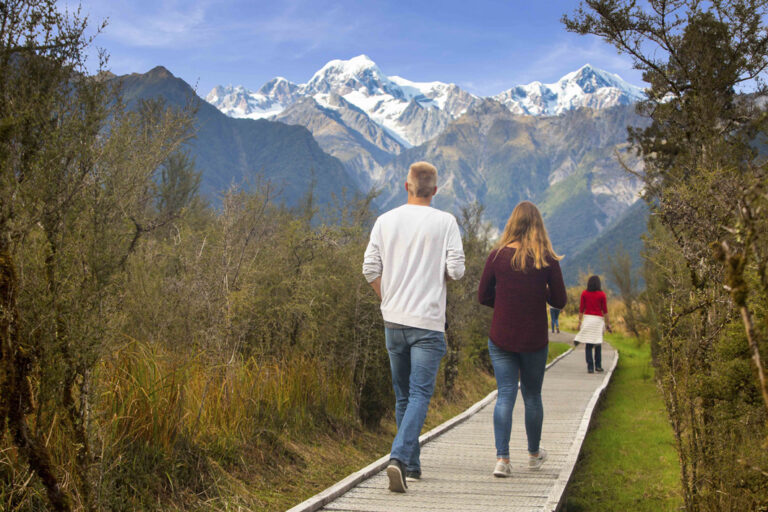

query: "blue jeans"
(585, 343), (602, 371)
(385, 327), (446, 472)
(488, 340), (548, 457)
(550, 309), (560, 331)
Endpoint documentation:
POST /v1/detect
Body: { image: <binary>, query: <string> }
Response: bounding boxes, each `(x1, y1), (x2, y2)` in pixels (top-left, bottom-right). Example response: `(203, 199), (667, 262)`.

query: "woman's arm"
(546, 259), (567, 309)
(602, 292), (611, 331)
(477, 252), (497, 308)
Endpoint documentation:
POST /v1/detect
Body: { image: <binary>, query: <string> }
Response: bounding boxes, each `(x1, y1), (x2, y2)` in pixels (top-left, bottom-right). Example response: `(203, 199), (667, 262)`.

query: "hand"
(606, 325), (612, 333)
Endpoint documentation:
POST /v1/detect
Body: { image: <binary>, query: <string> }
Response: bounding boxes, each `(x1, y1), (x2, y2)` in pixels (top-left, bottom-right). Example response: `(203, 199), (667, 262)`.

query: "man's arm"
(369, 276), (382, 300)
(362, 220), (383, 299)
(445, 217), (465, 281)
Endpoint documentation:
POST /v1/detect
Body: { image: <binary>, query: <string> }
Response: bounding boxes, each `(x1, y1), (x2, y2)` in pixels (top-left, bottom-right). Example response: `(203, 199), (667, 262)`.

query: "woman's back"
(580, 289), (607, 317)
(478, 247), (566, 352)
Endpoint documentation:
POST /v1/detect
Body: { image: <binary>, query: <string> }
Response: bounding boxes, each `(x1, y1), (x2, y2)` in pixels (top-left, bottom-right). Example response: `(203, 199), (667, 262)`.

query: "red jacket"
(580, 290), (607, 317)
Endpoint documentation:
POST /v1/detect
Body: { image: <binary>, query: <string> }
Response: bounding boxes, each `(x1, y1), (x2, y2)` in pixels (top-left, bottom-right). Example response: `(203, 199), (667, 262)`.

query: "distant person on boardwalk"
(550, 306), (561, 334)
(477, 201), (566, 478)
(362, 161), (465, 493)
(574, 275), (611, 373)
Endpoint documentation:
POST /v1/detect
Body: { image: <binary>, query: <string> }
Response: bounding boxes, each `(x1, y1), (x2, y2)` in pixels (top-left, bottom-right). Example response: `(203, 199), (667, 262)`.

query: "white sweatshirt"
(362, 204), (465, 332)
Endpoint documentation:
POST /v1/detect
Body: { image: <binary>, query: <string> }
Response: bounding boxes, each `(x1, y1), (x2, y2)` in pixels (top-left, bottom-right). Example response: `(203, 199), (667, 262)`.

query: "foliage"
(606, 244), (641, 337)
(0, 2), (196, 510)
(565, 1), (768, 509)
(445, 202), (494, 384)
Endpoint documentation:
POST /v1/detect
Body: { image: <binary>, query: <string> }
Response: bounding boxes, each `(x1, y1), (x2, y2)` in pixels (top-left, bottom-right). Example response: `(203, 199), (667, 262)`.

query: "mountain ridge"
(115, 66), (357, 206)
(205, 56), (645, 148)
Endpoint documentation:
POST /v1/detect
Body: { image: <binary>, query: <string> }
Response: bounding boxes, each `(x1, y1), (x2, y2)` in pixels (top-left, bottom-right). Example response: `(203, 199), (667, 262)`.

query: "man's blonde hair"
(407, 161), (438, 198)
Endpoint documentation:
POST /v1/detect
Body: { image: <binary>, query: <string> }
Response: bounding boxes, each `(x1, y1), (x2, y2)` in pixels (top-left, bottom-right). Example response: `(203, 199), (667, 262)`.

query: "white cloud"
(76, 0), (213, 48)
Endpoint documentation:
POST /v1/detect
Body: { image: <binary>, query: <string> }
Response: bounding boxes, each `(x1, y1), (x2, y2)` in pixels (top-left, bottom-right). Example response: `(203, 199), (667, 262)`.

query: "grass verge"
(561, 330), (683, 512)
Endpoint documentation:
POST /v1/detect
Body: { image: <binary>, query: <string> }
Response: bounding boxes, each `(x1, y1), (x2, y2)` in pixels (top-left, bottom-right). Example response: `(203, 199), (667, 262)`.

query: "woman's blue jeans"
(488, 340), (548, 457)
(385, 327), (446, 472)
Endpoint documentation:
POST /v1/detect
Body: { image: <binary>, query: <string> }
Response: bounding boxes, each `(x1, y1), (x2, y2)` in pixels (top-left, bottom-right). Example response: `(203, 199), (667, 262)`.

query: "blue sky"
(71, 0), (644, 97)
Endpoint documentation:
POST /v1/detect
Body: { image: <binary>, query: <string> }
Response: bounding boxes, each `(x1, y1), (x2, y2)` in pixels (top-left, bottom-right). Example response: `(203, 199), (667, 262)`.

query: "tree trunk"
(0, 244), (71, 511)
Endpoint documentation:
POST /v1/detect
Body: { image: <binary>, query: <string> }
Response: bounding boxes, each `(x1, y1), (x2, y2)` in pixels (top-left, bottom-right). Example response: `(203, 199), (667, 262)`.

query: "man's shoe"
(587, 368), (594, 373)
(493, 460), (512, 477)
(405, 470), (421, 481)
(595, 367), (604, 373)
(386, 459), (407, 492)
(529, 448), (548, 470)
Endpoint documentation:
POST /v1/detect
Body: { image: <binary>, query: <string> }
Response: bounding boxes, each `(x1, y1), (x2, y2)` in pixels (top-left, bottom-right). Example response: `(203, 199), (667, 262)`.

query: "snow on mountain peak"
(493, 65), (645, 116)
(205, 58), (645, 144)
(318, 54), (379, 76)
(305, 54), (395, 98)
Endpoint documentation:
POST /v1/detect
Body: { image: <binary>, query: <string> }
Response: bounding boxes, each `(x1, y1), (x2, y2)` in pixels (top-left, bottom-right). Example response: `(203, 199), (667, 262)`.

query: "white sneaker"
(529, 448), (548, 470)
(493, 460), (512, 477)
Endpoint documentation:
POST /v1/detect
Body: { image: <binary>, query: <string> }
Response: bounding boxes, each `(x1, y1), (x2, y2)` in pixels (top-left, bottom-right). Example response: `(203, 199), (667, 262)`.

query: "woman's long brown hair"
(493, 201), (562, 271)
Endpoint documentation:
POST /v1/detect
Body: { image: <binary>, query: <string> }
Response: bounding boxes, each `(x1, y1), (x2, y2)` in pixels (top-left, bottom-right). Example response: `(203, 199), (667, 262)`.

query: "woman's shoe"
(493, 460), (512, 477)
(529, 448), (548, 470)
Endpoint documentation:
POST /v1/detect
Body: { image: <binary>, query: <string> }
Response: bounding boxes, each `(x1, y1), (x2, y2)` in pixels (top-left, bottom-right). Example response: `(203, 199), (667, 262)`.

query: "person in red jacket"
(574, 275), (612, 373)
(477, 201), (567, 478)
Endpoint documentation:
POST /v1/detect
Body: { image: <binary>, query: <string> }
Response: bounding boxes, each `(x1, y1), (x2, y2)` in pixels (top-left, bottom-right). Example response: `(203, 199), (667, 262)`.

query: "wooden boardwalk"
(288, 335), (618, 512)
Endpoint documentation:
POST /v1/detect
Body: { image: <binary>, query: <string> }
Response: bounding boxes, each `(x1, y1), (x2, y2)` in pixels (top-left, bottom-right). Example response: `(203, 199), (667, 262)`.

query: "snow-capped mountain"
(205, 56), (644, 147)
(493, 64), (645, 116)
(205, 55), (479, 147)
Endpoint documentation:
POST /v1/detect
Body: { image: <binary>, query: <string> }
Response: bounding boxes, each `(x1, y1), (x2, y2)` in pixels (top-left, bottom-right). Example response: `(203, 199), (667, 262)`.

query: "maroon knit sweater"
(477, 247), (567, 352)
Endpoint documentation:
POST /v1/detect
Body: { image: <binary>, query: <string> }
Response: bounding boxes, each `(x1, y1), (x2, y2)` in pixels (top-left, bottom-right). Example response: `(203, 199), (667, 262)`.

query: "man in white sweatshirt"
(362, 161), (465, 493)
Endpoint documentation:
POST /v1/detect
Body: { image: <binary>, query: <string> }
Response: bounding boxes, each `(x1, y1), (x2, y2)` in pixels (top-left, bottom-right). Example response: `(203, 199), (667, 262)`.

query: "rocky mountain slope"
(376, 100), (648, 257)
(117, 66), (355, 206)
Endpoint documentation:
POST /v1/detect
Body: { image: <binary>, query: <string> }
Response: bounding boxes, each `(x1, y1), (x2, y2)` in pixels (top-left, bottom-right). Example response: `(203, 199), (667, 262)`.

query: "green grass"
(548, 341), (571, 362)
(561, 331), (683, 512)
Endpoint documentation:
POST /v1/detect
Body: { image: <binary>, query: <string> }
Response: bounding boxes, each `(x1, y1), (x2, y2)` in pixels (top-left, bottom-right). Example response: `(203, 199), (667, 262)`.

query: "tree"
(444, 203), (493, 394)
(605, 244), (640, 337)
(564, 1), (768, 509)
(0, 2), (195, 509)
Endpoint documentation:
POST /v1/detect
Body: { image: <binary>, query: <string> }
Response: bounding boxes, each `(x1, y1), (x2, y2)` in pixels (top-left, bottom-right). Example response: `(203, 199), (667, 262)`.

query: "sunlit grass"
(561, 329), (683, 512)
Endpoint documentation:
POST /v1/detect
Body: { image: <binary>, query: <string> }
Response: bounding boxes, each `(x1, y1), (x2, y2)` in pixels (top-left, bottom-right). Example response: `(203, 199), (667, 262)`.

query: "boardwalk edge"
(285, 346), (574, 512)
(544, 343), (620, 512)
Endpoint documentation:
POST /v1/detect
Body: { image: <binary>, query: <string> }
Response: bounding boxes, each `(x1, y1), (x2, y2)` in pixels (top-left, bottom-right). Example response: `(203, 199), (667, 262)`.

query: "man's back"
(363, 204), (464, 332)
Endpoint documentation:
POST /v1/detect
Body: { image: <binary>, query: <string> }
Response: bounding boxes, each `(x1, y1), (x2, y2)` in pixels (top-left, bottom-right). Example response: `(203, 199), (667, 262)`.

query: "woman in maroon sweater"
(574, 275), (611, 373)
(477, 201), (567, 477)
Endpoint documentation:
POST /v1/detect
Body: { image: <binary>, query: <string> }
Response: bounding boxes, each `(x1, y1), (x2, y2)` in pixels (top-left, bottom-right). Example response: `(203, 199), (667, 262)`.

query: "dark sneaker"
(587, 368), (594, 374)
(386, 459), (407, 492)
(595, 367), (604, 373)
(405, 470), (421, 481)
